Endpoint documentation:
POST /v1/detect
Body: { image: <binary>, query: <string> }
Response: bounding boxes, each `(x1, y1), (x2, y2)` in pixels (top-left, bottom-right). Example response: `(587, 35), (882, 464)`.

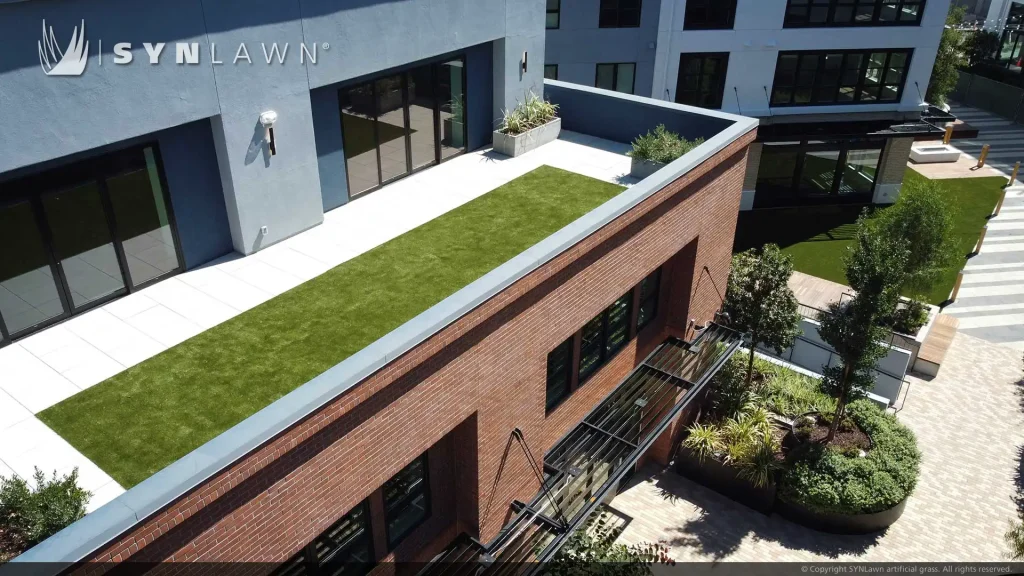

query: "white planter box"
(492, 118), (561, 157)
(910, 144), (961, 164)
(630, 157), (665, 180)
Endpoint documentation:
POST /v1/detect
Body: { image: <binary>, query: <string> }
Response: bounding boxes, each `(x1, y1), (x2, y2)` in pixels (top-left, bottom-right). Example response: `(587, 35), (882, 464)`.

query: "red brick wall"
(81, 130), (754, 569)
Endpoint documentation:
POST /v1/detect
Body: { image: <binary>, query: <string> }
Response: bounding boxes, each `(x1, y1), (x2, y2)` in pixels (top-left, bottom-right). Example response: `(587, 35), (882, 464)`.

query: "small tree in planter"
(870, 178), (960, 299)
(926, 4), (967, 107)
(723, 244), (801, 387)
(818, 227), (908, 444)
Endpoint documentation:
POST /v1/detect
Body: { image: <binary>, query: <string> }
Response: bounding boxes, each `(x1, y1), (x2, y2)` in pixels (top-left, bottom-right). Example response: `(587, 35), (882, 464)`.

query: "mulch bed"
(793, 414), (871, 453)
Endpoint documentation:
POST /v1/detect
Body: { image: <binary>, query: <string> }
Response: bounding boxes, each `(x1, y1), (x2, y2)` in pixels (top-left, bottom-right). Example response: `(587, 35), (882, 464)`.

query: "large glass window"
(384, 453), (430, 549)
(0, 144), (181, 343)
(784, 0), (925, 27)
(578, 314), (605, 383)
(547, 0), (561, 29)
(546, 337), (573, 412)
(604, 294), (632, 357)
(595, 63), (636, 94)
(599, 0), (642, 28)
(636, 269), (661, 331)
(273, 501), (374, 576)
(683, 0), (737, 30)
(339, 57), (467, 200)
(675, 53), (730, 109)
(755, 140), (885, 208)
(770, 49), (912, 106)
(578, 292), (635, 383)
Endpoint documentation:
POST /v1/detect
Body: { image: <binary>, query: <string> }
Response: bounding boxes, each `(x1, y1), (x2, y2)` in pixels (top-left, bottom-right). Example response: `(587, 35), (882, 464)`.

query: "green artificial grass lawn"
(734, 169), (1006, 305)
(39, 166), (625, 488)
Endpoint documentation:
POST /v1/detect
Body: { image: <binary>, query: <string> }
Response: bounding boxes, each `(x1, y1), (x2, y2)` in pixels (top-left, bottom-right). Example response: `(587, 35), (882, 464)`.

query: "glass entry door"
(0, 144), (182, 344)
(754, 139), (885, 208)
(339, 57), (467, 200)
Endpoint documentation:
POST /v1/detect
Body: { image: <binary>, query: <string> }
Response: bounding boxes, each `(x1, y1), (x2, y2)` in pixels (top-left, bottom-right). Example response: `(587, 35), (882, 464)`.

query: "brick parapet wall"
(80, 130), (755, 570)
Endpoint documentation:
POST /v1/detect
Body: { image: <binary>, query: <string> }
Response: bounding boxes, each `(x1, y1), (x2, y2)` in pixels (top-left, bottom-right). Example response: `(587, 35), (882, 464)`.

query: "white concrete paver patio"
(0, 131), (636, 512)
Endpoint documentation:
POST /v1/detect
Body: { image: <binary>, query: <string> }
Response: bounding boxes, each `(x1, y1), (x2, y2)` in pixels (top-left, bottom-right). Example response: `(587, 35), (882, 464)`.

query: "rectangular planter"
(675, 446), (776, 514)
(630, 157), (665, 180)
(492, 118), (561, 158)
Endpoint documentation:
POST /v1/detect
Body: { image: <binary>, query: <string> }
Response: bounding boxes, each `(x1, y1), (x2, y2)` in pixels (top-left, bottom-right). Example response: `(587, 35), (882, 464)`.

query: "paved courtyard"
(0, 131), (637, 511)
(940, 103), (1024, 352)
(611, 331), (1023, 561)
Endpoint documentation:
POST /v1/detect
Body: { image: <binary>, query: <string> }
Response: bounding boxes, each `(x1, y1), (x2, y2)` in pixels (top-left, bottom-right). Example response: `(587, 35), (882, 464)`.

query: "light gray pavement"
(611, 331), (1023, 561)
(942, 104), (1024, 352)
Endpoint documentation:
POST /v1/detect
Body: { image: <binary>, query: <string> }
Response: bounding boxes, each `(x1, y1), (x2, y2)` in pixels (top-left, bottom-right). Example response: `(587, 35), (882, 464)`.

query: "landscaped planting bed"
(39, 166), (626, 488)
(678, 353), (921, 533)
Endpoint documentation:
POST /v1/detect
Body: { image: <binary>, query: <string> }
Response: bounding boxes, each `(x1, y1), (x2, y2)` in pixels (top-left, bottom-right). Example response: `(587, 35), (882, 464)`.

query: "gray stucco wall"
(0, 0), (544, 255)
(544, 0), (660, 97)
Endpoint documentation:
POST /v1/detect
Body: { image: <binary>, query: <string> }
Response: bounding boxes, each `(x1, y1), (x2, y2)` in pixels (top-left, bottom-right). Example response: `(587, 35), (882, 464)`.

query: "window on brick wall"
(636, 268), (661, 331)
(384, 453), (430, 549)
(546, 336), (574, 412)
(578, 292), (636, 384)
(273, 501), (374, 576)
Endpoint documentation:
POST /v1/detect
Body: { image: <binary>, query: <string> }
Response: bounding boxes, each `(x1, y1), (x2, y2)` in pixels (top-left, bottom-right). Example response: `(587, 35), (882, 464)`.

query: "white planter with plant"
(627, 125), (704, 179)
(492, 92), (560, 158)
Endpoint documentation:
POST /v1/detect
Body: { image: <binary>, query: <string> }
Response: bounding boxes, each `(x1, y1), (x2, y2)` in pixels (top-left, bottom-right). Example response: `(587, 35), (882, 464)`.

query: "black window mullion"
(31, 195), (74, 321)
(95, 177), (136, 294)
(832, 147), (850, 195)
(371, 82), (384, 187)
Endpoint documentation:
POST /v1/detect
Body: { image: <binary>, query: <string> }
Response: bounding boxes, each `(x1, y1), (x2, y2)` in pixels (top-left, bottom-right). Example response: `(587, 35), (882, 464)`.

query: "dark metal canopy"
(756, 106), (977, 142)
(419, 323), (743, 576)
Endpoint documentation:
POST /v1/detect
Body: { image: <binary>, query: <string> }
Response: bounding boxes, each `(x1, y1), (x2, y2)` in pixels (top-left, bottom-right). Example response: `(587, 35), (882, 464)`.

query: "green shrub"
(1006, 518), (1024, 560)
(763, 366), (835, 419)
(0, 468), (90, 558)
(735, 428), (782, 489)
(683, 423), (722, 464)
(498, 91), (558, 136)
(628, 125), (704, 164)
(882, 299), (930, 335)
(778, 400), (920, 515)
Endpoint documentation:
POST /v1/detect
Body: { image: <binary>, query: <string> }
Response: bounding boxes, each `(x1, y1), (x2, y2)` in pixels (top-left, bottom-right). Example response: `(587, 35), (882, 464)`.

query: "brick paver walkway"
(612, 332), (1023, 561)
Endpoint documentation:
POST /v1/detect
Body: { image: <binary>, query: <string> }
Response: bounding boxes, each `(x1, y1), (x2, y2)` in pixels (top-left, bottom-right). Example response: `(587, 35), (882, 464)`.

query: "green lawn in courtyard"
(39, 166), (626, 488)
(734, 169), (1006, 305)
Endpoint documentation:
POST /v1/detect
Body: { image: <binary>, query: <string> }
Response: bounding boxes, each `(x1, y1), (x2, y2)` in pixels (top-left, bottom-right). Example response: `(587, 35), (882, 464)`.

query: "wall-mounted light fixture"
(522, 51), (528, 74)
(259, 110), (278, 156)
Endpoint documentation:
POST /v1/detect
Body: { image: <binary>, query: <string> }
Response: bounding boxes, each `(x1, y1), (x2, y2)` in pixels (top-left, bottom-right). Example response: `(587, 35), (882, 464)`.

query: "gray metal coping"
(11, 97), (757, 569)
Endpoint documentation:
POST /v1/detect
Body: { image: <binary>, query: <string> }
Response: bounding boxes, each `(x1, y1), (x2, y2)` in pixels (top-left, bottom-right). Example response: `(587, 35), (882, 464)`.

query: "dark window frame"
(753, 138), (887, 208)
(0, 142), (185, 347)
(599, 0), (643, 28)
(636, 269), (661, 332)
(675, 52), (730, 109)
(769, 48), (913, 107)
(383, 452), (431, 550)
(683, 0), (738, 30)
(783, 0), (926, 28)
(595, 62), (637, 94)
(547, 0), (561, 29)
(545, 336), (574, 413)
(544, 64), (559, 81)
(273, 500), (375, 576)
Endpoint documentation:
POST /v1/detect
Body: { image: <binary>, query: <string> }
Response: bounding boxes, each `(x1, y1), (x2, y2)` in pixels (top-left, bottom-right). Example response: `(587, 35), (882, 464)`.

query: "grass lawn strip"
(734, 170), (1005, 305)
(39, 166), (625, 488)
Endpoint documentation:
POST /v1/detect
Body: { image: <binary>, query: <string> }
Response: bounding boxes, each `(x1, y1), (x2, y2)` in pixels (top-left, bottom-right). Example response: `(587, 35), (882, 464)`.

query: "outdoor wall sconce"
(522, 51), (528, 73)
(259, 110), (278, 156)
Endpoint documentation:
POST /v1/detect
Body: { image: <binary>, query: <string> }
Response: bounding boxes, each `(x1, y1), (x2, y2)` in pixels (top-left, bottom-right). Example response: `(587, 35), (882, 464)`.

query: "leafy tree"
(0, 468), (90, 560)
(927, 4), (968, 106)
(546, 511), (671, 575)
(871, 178), (960, 295)
(818, 226), (908, 444)
(965, 30), (1002, 67)
(723, 244), (801, 387)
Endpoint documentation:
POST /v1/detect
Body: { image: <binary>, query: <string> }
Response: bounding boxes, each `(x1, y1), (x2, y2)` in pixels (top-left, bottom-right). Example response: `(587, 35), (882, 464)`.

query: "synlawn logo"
(36, 18), (326, 78)
(38, 19), (88, 76)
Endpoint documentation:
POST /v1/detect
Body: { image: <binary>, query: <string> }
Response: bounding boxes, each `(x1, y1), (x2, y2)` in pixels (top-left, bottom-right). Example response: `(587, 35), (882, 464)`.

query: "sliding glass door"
(754, 139), (885, 208)
(0, 144), (182, 344)
(339, 57), (467, 200)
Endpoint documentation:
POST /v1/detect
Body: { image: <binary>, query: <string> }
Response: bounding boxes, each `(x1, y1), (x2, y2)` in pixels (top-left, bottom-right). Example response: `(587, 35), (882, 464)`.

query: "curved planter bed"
(774, 496), (908, 535)
(675, 447), (776, 515)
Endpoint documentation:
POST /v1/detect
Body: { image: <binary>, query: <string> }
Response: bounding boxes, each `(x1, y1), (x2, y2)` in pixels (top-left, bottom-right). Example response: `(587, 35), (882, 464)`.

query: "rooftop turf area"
(734, 170), (1005, 305)
(38, 166), (626, 488)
